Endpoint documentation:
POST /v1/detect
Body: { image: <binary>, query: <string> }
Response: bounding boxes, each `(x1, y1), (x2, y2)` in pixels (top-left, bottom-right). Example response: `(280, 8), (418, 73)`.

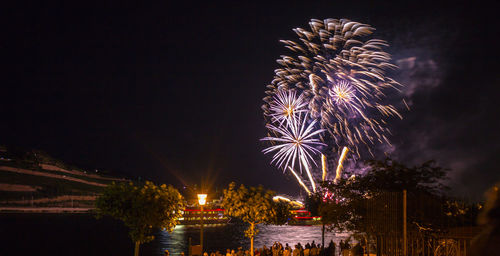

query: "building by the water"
(178, 187), (319, 226)
(179, 185), (230, 225)
(179, 204), (230, 225)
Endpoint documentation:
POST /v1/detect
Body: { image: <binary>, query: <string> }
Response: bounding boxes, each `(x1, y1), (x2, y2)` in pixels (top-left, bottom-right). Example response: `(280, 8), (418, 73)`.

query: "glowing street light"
(197, 194), (207, 206)
(197, 193), (207, 253)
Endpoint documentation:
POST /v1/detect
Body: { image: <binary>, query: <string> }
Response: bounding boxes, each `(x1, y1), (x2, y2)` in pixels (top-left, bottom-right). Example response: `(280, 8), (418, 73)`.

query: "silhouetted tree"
(222, 182), (291, 256)
(318, 158), (476, 233)
(95, 181), (184, 256)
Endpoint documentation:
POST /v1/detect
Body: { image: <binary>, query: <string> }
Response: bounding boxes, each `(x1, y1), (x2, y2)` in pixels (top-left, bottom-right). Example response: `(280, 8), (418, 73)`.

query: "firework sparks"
(262, 18), (403, 158)
(302, 158), (317, 192)
(261, 114), (325, 192)
(334, 147), (349, 183)
(261, 115), (325, 172)
(321, 154), (327, 181)
(329, 80), (357, 108)
(262, 18), (404, 194)
(268, 89), (308, 126)
(288, 166), (311, 195)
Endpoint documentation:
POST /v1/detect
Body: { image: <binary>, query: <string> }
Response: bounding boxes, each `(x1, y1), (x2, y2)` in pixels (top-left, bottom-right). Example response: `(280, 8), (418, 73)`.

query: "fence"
(365, 191), (480, 256)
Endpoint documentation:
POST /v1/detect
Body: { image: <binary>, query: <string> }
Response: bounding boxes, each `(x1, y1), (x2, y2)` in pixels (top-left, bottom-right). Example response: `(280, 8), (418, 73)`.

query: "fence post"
(403, 189), (407, 256)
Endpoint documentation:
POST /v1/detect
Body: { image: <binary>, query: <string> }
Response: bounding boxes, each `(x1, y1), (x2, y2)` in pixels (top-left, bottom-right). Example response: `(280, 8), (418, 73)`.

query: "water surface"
(0, 213), (349, 256)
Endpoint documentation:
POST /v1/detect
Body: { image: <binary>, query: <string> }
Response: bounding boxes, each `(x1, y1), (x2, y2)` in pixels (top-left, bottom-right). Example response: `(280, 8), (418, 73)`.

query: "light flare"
(272, 195), (305, 208)
(273, 196), (291, 202)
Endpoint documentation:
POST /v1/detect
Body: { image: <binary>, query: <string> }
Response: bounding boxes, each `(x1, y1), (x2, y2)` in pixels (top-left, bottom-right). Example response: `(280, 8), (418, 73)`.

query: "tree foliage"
(272, 199), (293, 225)
(316, 158), (478, 235)
(222, 182), (291, 256)
(95, 181), (185, 256)
(305, 184), (365, 247)
(359, 159), (449, 195)
(308, 179), (366, 232)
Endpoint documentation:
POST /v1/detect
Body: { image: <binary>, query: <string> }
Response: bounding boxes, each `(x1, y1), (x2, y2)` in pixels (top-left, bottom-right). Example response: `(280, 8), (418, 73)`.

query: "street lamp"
(197, 193), (207, 253)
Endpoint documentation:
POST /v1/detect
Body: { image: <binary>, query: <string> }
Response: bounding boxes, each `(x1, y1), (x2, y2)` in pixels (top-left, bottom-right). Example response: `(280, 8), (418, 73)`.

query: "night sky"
(2, 1), (498, 200)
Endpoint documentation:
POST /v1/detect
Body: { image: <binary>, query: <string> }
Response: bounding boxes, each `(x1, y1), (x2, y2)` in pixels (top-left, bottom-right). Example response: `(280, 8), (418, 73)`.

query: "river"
(0, 213), (350, 256)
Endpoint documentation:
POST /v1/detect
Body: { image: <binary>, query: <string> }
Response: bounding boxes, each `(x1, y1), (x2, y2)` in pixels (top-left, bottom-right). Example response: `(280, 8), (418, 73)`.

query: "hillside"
(0, 146), (128, 213)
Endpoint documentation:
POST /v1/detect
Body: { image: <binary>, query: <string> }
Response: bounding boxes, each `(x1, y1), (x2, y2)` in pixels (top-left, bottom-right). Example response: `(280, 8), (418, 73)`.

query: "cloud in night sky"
(373, 49), (500, 200)
(397, 57), (441, 101)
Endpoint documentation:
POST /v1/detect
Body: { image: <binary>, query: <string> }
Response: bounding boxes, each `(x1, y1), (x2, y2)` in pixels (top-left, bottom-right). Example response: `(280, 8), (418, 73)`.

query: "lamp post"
(197, 193), (207, 253)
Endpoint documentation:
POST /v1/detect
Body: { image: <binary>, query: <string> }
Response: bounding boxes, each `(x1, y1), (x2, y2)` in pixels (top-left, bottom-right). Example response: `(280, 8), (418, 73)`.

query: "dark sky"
(2, 1), (498, 200)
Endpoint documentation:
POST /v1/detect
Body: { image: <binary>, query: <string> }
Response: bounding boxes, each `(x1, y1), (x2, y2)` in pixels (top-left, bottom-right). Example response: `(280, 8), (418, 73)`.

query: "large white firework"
(262, 18), (404, 158)
(261, 114), (325, 171)
(261, 113), (326, 192)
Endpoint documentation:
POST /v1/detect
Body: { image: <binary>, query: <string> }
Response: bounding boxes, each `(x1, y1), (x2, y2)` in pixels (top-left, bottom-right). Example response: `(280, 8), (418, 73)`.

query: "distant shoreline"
(0, 207), (93, 213)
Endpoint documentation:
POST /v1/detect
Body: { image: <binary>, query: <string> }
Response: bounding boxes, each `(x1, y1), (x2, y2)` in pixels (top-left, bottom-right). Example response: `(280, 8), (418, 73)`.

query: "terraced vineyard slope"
(0, 146), (128, 213)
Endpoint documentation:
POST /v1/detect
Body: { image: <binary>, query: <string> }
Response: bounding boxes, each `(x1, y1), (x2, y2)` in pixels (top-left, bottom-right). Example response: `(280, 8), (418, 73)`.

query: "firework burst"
(268, 88), (308, 126)
(328, 80), (358, 109)
(262, 18), (403, 158)
(261, 114), (326, 172)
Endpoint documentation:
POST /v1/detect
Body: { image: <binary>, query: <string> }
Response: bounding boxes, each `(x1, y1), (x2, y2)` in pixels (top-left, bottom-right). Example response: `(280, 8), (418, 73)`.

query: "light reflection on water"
(155, 224), (350, 255)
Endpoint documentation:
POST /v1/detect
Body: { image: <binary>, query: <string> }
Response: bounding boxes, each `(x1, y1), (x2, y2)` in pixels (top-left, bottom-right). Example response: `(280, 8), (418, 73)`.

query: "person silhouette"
(470, 182), (500, 255)
(338, 240), (344, 256)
